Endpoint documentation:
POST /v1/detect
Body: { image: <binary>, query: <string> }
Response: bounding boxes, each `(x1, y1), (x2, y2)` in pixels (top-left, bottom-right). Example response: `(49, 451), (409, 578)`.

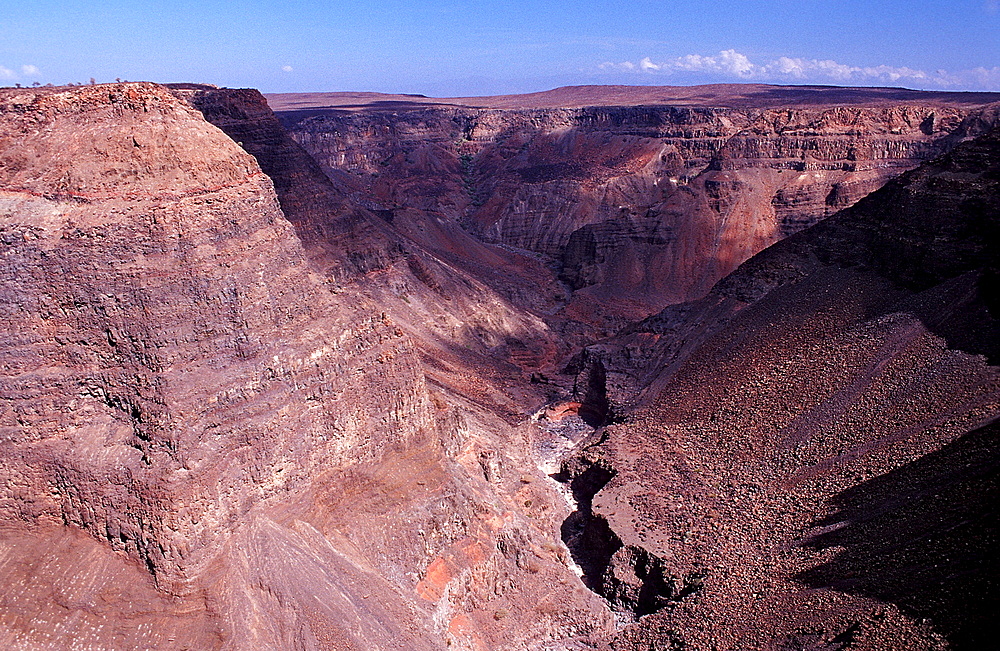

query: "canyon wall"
(0, 83), (432, 582)
(177, 86), (570, 386)
(275, 94), (1000, 331)
(559, 124), (1000, 650)
(0, 84), (611, 650)
(2, 81), (997, 650)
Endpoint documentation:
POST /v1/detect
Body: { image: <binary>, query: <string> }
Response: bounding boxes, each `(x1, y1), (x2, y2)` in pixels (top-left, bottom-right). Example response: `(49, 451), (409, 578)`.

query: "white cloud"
(282, 65), (294, 72)
(605, 49), (1000, 91)
(718, 49), (755, 77)
(658, 49), (757, 78)
(674, 53), (725, 73)
(936, 66), (1000, 89)
(771, 56), (806, 78)
(807, 59), (856, 81)
(1, 64), (43, 82)
(600, 60), (636, 71)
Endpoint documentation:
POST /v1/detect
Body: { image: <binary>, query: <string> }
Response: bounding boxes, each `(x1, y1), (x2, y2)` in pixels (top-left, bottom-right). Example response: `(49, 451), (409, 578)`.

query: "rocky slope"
(272, 86), (1000, 333)
(0, 83), (611, 650)
(2, 81), (997, 650)
(559, 124), (1000, 649)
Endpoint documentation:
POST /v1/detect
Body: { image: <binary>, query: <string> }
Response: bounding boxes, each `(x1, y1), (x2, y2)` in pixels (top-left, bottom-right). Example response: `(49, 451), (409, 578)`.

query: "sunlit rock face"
(0, 83), (612, 650)
(0, 83), (429, 580)
(1, 82), (997, 650)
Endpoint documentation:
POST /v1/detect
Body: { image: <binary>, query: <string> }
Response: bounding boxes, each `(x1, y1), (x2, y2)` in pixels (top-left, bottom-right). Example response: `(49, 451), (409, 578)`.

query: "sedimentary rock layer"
(1, 83), (432, 583)
(273, 87), (1000, 330)
(0, 83), (610, 650)
(176, 85), (569, 392)
(2, 81), (997, 650)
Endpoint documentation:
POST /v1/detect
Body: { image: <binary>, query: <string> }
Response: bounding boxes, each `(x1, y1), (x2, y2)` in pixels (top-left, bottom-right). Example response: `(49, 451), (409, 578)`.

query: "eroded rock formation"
(0, 83), (611, 650)
(272, 87), (1000, 332)
(562, 124), (1000, 650)
(1, 81), (998, 650)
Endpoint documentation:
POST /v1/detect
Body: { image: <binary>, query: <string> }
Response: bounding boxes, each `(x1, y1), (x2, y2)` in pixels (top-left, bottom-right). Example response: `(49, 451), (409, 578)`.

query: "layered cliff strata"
(175, 85), (568, 401)
(0, 83), (424, 580)
(272, 87), (1000, 331)
(560, 125), (1000, 649)
(0, 83), (611, 650)
(3, 80), (997, 650)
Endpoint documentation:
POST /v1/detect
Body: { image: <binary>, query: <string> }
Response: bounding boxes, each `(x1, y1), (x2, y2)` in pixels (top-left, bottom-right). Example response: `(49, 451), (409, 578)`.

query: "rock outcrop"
(2, 81), (998, 650)
(0, 83), (611, 650)
(0, 83), (427, 582)
(176, 85), (569, 400)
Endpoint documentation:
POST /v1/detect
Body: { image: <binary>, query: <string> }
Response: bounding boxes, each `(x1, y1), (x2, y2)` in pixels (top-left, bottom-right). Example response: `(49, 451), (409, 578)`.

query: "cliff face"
(177, 86), (569, 391)
(560, 126), (1000, 650)
(0, 84), (611, 650)
(3, 81), (998, 650)
(276, 97), (999, 330)
(1, 83), (431, 579)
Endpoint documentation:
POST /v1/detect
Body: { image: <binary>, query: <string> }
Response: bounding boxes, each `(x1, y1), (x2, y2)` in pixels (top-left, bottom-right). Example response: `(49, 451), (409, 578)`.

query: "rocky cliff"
(0, 83), (611, 650)
(2, 81), (998, 650)
(558, 124), (1000, 650)
(273, 88), (1000, 332)
(175, 86), (569, 398)
(0, 82), (429, 580)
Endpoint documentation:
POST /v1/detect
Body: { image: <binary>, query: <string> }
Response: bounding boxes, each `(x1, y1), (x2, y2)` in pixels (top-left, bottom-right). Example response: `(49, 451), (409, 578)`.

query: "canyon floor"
(0, 82), (998, 650)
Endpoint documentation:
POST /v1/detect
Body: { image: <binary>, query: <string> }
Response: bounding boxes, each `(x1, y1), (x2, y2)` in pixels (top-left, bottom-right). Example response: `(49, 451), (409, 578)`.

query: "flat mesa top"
(264, 84), (1000, 113)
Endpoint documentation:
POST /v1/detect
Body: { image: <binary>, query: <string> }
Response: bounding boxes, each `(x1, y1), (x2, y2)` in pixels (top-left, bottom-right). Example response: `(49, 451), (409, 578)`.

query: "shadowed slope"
(796, 419), (999, 649)
(564, 126), (1000, 650)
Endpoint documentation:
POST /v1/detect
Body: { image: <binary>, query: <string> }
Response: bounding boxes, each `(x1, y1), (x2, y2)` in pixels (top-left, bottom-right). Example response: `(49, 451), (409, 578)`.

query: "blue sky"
(2, 0), (999, 95)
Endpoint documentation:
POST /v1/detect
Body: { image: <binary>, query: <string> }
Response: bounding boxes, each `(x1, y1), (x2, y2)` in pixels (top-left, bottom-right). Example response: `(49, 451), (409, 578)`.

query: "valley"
(0, 81), (997, 650)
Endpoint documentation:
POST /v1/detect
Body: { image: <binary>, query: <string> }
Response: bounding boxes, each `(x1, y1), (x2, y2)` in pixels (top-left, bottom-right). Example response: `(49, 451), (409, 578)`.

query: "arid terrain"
(0, 82), (997, 650)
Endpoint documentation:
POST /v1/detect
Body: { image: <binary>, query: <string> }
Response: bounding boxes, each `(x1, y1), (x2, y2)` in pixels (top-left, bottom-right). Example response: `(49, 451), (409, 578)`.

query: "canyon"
(0, 81), (997, 650)
(269, 84), (1000, 334)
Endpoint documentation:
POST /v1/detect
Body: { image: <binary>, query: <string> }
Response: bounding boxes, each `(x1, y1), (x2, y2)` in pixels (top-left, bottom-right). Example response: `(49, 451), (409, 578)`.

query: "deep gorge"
(0, 81), (997, 650)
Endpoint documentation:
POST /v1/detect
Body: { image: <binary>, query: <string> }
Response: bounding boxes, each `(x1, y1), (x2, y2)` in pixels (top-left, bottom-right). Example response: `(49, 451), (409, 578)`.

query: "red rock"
(0, 83), (612, 649)
(567, 125), (1000, 650)
(3, 80), (998, 650)
(272, 87), (1000, 335)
